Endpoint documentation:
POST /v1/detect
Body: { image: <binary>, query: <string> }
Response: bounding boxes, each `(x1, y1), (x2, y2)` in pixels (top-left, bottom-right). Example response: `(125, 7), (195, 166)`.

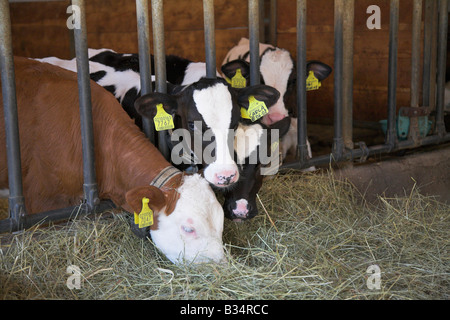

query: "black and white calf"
(222, 38), (332, 165)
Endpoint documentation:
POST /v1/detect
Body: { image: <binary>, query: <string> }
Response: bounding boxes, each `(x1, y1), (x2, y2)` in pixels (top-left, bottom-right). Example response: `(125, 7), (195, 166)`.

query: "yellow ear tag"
(306, 71), (321, 91)
(154, 103), (174, 131)
(247, 95), (268, 122)
(231, 69), (247, 88)
(240, 107), (251, 119)
(134, 197), (154, 228)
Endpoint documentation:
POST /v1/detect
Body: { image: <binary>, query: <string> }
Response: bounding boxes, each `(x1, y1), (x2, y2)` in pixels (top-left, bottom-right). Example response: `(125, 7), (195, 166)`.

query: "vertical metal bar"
(269, 0), (277, 46)
(0, 0), (26, 231)
(151, 0), (170, 160)
(72, 0), (99, 212)
(296, 0), (308, 163)
(408, 0), (422, 143)
(422, 0), (433, 107)
(387, 0), (399, 147)
(436, 0), (449, 136)
(427, 0), (438, 112)
(136, 0), (155, 144)
(203, 0), (217, 79)
(333, 0), (344, 160)
(342, 0), (354, 150)
(410, 0), (422, 109)
(259, 0), (265, 44)
(249, 0), (260, 85)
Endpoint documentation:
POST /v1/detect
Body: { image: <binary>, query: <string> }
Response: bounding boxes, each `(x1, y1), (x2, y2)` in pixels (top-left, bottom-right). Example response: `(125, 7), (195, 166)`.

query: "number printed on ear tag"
(306, 71), (321, 91)
(231, 69), (247, 88)
(134, 197), (154, 228)
(154, 104), (175, 131)
(247, 96), (268, 122)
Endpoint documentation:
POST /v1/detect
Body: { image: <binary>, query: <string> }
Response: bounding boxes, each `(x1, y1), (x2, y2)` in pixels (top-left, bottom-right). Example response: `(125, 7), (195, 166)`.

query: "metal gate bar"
(136, 0), (155, 144)
(282, 0), (450, 171)
(203, 0), (217, 79)
(296, 0), (308, 163)
(249, 0), (260, 86)
(0, 0), (25, 232)
(72, 0), (100, 212)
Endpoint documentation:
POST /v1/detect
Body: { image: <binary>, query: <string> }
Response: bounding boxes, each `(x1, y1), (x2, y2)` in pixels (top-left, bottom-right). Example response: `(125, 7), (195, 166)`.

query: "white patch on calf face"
(96, 68), (143, 103)
(182, 62), (221, 86)
(149, 174), (225, 264)
(259, 49), (293, 123)
(234, 123), (263, 165)
(193, 83), (239, 186)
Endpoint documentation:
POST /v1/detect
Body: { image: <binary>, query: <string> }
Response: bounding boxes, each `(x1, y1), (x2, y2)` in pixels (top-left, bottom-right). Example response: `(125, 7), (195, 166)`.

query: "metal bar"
(151, 0), (170, 160)
(332, 0), (344, 160)
(422, 0), (433, 107)
(203, 0), (217, 79)
(136, 0), (155, 144)
(72, 0), (100, 212)
(269, 0), (277, 46)
(386, 0), (399, 148)
(249, 0), (260, 85)
(259, 0), (265, 44)
(428, 0), (438, 112)
(281, 132), (450, 170)
(0, 200), (115, 234)
(436, 0), (448, 136)
(408, 0), (422, 143)
(0, 0), (26, 231)
(342, 0), (354, 150)
(296, 0), (308, 163)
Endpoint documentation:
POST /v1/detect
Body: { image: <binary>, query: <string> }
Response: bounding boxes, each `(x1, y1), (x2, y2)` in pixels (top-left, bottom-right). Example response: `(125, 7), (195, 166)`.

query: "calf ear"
(306, 60), (332, 82)
(134, 92), (178, 118)
(237, 85), (280, 110)
(125, 186), (167, 214)
(269, 116), (291, 139)
(221, 59), (250, 83)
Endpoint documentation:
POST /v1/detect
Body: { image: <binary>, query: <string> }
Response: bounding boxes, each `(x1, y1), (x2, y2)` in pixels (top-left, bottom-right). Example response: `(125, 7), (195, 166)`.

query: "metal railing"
(1, 0), (449, 234)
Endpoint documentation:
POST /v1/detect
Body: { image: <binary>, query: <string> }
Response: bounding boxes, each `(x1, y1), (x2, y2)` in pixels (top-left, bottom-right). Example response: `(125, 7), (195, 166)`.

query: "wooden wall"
(8, 0), (434, 122)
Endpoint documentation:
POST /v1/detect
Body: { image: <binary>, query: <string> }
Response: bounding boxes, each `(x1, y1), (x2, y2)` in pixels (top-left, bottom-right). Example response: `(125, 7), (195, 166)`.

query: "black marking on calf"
(90, 70), (107, 82)
(90, 51), (140, 73)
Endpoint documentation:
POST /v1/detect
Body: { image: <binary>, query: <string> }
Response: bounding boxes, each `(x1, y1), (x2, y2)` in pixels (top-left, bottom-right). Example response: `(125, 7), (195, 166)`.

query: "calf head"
(125, 174), (225, 264)
(223, 116), (291, 221)
(222, 54), (332, 125)
(134, 78), (280, 189)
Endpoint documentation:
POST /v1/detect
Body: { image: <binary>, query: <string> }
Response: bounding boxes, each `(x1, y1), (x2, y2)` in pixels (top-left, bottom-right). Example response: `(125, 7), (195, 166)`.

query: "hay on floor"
(0, 170), (449, 299)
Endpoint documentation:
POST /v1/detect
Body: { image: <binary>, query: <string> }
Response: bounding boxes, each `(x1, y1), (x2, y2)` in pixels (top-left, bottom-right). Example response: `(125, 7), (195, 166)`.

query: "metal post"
(422, 0), (434, 107)
(151, 0), (170, 160)
(0, 0), (26, 231)
(203, 0), (217, 79)
(136, 0), (155, 144)
(436, 0), (449, 136)
(72, 0), (99, 212)
(296, 0), (308, 163)
(408, 0), (422, 143)
(386, 0), (399, 148)
(333, 0), (344, 160)
(342, 0), (354, 150)
(249, 0), (260, 85)
(269, 0), (277, 46)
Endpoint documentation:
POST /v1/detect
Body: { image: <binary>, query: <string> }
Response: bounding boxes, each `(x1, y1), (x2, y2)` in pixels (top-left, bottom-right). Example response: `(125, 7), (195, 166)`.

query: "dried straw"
(0, 170), (449, 299)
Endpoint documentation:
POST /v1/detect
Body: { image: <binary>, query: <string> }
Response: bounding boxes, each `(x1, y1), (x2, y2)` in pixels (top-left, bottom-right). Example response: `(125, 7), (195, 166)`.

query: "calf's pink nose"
(263, 112), (287, 126)
(214, 170), (238, 186)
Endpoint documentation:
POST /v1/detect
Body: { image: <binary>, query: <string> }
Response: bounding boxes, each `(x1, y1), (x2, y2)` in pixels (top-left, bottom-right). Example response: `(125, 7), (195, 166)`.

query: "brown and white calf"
(0, 57), (225, 264)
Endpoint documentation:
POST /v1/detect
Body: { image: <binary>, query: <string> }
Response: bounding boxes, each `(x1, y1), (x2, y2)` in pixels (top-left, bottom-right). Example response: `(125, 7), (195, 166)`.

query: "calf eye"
(187, 121), (195, 131)
(181, 225), (195, 234)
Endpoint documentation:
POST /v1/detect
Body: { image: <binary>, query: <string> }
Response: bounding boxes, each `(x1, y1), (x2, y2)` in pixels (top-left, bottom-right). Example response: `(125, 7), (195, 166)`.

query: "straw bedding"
(0, 170), (448, 299)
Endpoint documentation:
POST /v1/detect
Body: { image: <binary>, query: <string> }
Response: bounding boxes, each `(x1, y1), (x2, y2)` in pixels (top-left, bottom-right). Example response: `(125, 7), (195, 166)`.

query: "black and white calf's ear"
(306, 60), (333, 82)
(237, 85), (280, 110)
(221, 59), (251, 82)
(268, 116), (291, 139)
(134, 92), (179, 118)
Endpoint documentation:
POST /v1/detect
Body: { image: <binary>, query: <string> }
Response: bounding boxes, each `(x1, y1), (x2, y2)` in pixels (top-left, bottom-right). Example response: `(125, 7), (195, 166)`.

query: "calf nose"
(215, 170), (239, 186)
(232, 199), (250, 220)
(263, 112), (287, 126)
